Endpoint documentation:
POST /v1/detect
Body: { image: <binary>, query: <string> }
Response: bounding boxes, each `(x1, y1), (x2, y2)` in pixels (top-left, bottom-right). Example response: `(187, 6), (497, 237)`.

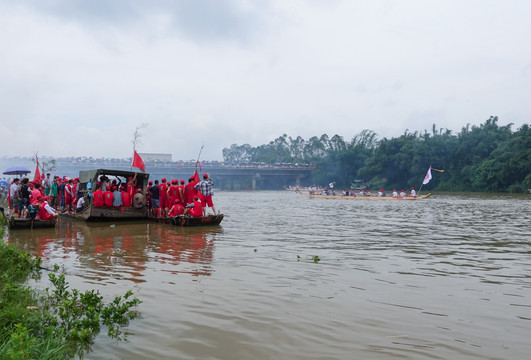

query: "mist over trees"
(222, 117), (530, 193)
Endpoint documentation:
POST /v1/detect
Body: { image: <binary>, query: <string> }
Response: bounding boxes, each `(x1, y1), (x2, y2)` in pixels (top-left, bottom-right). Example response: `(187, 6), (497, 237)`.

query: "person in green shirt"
(51, 177), (58, 208)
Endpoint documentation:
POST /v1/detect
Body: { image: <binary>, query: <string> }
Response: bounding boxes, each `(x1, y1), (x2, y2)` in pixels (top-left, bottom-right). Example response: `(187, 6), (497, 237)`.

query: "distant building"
(139, 153), (172, 162)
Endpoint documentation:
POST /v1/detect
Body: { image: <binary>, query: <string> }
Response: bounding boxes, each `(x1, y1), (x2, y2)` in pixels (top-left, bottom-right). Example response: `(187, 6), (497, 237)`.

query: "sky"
(1, 0), (530, 161)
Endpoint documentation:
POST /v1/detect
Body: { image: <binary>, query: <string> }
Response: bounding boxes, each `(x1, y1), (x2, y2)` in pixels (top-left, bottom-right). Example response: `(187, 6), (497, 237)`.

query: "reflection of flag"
(423, 168), (432, 185)
(132, 151), (145, 172)
(34, 156), (41, 181)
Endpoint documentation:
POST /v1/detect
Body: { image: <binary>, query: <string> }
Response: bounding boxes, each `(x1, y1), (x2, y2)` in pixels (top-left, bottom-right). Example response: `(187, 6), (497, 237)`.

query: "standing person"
(168, 180), (180, 205)
(51, 177), (58, 208)
(126, 173), (138, 205)
(178, 180), (186, 204)
(64, 179), (74, 214)
(146, 180), (153, 211)
(159, 178), (169, 215)
(58, 178), (66, 211)
(194, 173), (217, 216)
(184, 177), (198, 205)
(9, 178), (20, 212)
(43, 173), (52, 196)
(149, 180), (160, 213)
(18, 178), (30, 213)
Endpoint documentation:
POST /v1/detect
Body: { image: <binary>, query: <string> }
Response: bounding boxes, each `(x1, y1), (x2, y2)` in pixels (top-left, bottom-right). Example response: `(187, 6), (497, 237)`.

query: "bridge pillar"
(252, 178), (256, 190)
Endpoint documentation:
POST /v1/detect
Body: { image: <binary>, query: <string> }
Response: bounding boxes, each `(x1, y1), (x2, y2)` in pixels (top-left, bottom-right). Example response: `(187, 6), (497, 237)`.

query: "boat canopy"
(78, 169), (150, 190)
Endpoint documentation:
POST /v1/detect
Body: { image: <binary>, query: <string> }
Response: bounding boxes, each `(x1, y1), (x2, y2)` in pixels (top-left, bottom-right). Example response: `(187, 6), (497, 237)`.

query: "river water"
(5, 191), (531, 359)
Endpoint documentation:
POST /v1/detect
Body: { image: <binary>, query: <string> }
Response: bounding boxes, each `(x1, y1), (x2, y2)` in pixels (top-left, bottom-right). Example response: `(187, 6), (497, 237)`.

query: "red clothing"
(169, 204), (184, 216)
(188, 201), (203, 218)
(168, 185), (180, 204)
(38, 204), (54, 220)
(31, 188), (41, 202)
(122, 191), (131, 207)
(184, 182), (197, 204)
(159, 183), (169, 208)
(104, 191), (114, 207)
(93, 190), (104, 207)
(127, 183), (135, 201)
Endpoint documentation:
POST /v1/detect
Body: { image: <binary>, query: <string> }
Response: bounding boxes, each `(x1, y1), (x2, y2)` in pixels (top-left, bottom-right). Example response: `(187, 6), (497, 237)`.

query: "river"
(5, 191), (530, 359)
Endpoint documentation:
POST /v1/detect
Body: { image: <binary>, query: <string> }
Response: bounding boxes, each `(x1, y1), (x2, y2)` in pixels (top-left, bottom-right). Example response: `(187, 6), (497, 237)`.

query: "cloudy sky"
(1, 0), (530, 161)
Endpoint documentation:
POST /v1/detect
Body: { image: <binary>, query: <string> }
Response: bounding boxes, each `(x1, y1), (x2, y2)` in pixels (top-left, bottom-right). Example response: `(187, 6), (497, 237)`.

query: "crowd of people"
(6, 174), (60, 220)
(87, 172), (217, 218)
(5, 171), (218, 220)
(309, 184), (418, 198)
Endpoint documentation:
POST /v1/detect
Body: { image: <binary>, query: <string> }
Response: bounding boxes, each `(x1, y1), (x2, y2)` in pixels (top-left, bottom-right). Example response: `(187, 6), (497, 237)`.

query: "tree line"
(222, 116), (530, 193)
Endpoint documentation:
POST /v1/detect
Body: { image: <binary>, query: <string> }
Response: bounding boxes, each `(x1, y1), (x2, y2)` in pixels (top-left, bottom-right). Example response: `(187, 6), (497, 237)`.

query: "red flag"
(34, 156), (41, 181)
(192, 169), (200, 183)
(132, 151), (146, 173)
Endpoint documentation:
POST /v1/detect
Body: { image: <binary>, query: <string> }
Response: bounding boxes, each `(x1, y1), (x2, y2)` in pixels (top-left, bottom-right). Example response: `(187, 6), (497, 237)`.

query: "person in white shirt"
(9, 178), (20, 211)
(410, 187), (416, 197)
(392, 189), (399, 198)
(76, 196), (85, 213)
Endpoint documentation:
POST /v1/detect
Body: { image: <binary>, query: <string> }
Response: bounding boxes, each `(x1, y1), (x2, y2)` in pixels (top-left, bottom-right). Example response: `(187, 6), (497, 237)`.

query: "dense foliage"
(0, 217), (141, 359)
(222, 117), (530, 192)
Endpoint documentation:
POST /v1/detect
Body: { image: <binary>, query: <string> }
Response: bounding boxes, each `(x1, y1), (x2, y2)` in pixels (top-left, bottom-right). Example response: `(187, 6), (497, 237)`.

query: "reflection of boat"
(8, 215), (57, 229)
(297, 190), (431, 200)
(172, 214), (224, 226)
(61, 169), (150, 221)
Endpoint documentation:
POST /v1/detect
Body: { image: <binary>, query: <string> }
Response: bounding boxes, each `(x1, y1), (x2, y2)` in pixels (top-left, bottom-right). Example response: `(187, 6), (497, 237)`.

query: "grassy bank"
(0, 216), (141, 359)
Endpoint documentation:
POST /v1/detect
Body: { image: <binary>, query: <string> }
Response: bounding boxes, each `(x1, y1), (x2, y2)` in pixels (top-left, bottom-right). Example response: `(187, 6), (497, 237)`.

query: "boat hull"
(61, 204), (148, 221)
(297, 191), (431, 200)
(172, 214), (224, 226)
(8, 216), (57, 229)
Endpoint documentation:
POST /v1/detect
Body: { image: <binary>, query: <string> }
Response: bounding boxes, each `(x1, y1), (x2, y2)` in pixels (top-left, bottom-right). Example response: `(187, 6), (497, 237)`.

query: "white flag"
(423, 167), (432, 185)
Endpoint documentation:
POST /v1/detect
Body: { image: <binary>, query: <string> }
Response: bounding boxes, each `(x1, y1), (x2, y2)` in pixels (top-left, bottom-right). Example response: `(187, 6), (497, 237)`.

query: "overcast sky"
(1, 0), (530, 161)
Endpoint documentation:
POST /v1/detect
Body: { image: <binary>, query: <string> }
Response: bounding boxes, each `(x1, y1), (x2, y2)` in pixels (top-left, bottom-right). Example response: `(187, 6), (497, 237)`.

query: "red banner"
(132, 151), (146, 173)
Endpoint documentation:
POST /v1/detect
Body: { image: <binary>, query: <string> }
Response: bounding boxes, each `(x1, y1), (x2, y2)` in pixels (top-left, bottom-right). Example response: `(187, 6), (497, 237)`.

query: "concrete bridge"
(1, 160), (316, 190)
(146, 166), (315, 190)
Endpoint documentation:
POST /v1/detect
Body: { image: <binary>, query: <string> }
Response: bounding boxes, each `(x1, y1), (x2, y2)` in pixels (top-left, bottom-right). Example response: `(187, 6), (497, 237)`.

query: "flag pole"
(195, 143), (205, 172)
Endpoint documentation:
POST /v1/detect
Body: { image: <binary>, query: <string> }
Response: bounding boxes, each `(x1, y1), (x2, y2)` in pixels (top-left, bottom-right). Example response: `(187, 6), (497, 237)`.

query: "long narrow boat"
(8, 216), (57, 229)
(61, 169), (150, 221)
(296, 190), (431, 200)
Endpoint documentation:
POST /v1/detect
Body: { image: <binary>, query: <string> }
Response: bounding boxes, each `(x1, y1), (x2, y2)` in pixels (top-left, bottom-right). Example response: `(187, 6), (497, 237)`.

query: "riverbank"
(0, 216), (141, 359)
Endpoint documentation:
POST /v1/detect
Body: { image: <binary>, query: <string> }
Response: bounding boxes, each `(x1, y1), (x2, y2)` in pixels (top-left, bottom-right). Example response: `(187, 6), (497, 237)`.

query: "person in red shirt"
(126, 173), (137, 204)
(159, 178), (169, 216)
(183, 177), (198, 205)
(92, 185), (105, 207)
(103, 188), (114, 207)
(178, 179), (185, 204)
(168, 199), (184, 217)
(37, 196), (57, 220)
(121, 185), (131, 207)
(168, 179), (180, 205)
(184, 197), (203, 218)
(64, 179), (74, 214)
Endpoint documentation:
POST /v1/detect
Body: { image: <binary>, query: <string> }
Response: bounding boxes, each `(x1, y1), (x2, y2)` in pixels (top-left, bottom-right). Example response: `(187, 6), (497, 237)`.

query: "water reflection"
(7, 219), (222, 283)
